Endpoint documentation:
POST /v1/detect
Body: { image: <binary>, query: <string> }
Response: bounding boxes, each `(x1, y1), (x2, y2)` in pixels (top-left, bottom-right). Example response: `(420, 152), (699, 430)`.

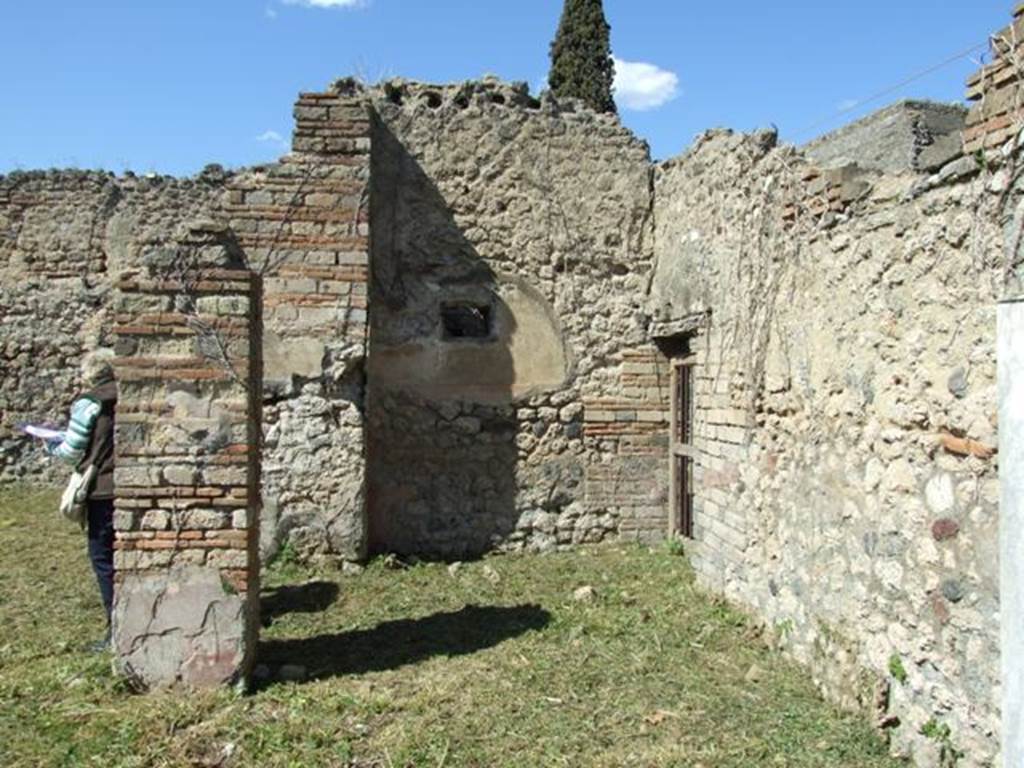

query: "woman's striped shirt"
(45, 396), (102, 466)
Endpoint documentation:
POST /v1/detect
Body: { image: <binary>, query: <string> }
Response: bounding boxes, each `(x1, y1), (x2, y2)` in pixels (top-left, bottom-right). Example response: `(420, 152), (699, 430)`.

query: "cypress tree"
(548, 0), (617, 114)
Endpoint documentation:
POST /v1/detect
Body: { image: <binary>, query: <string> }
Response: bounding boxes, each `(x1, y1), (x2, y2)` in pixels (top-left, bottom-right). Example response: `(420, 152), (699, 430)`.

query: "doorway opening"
(668, 340), (696, 539)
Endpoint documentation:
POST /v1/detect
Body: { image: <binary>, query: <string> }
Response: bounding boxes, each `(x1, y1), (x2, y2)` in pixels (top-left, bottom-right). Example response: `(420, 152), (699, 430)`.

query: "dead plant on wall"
(712, 139), (827, 426)
(161, 227), (251, 392)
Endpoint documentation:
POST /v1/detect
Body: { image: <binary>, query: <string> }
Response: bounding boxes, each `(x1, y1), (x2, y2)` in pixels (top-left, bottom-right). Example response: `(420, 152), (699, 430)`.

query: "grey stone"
(942, 580), (966, 604)
(947, 367), (968, 398)
(938, 155), (980, 185)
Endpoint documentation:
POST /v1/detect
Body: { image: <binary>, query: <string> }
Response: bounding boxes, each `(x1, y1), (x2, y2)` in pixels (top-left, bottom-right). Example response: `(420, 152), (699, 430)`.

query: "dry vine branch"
(167, 248), (249, 391)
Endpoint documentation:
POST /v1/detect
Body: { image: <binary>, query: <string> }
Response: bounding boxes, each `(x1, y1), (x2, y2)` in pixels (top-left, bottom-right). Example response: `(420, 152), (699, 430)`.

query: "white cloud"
(613, 57), (679, 111)
(256, 130), (288, 150)
(282, 0), (367, 8)
(837, 98), (859, 112)
(265, 5), (278, 19)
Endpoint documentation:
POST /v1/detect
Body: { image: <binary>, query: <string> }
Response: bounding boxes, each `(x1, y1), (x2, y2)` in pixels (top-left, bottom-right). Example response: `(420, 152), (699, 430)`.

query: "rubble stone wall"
(0, 44), (1018, 755)
(0, 92), (373, 564)
(651, 126), (1005, 765)
(364, 80), (661, 557)
(0, 170), (227, 484)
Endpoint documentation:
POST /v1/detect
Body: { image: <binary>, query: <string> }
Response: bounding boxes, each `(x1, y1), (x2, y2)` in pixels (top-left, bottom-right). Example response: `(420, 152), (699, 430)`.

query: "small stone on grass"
(573, 585), (596, 602)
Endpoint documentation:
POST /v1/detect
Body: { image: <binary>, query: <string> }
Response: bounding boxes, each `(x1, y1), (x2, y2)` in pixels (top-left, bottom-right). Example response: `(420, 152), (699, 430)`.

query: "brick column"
(224, 81), (371, 562)
(110, 221), (261, 689)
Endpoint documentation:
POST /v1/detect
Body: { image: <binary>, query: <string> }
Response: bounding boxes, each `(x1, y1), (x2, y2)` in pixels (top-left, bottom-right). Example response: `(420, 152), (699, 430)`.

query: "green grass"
(0, 486), (904, 767)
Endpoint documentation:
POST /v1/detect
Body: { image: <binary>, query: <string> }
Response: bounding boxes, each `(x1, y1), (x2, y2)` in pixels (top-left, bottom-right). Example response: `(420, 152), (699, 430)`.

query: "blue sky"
(0, 1), (1015, 175)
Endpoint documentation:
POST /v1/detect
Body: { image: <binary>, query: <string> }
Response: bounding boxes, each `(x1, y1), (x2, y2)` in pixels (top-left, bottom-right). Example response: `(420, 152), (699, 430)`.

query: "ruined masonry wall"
(0, 170), (227, 485)
(651, 129), (1004, 765)
(0, 54), (1016, 746)
(224, 90), (371, 563)
(0, 100), (372, 564)
(366, 80), (663, 557)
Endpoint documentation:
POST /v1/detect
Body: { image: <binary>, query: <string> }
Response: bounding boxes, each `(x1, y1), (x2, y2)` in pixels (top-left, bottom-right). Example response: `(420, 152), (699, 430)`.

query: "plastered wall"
(365, 80), (664, 557)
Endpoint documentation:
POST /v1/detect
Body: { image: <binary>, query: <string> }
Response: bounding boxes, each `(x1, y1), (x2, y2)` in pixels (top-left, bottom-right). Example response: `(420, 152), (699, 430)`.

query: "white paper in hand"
(21, 424), (63, 441)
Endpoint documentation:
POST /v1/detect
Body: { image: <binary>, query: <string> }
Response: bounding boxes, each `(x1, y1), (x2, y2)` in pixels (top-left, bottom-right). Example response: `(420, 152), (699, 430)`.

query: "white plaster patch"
(925, 473), (955, 515)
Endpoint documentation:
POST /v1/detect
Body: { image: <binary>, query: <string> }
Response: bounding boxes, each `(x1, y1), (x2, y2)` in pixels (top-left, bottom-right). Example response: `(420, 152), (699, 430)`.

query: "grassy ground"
(0, 487), (903, 768)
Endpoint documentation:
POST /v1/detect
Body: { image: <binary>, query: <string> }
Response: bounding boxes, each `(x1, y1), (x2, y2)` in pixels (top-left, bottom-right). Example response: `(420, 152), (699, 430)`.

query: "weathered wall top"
(802, 99), (966, 174)
(330, 76), (643, 142)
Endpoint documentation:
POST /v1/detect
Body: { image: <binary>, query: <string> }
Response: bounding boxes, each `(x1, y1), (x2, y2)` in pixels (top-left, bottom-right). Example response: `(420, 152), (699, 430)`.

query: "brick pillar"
(224, 81), (371, 562)
(963, 5), (1024, 155)
(110, 221), (261, 689)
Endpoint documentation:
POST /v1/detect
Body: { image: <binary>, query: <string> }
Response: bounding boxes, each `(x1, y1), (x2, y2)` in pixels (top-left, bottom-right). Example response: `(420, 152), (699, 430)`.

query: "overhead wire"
(790, 39), (991, 141)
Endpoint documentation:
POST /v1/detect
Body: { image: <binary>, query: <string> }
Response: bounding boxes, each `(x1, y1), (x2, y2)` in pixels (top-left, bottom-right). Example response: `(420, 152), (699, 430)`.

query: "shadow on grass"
(256, 604), (550, 686)
(260, 581), (340, 627)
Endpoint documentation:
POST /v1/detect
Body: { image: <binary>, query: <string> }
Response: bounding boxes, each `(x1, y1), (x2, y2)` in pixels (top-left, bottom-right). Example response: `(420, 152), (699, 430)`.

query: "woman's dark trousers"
(86, 498), (115, 625)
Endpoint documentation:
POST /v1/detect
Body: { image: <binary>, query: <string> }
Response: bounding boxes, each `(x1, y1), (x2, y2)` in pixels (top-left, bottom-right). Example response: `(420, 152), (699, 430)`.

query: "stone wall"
(803, 100), (965, 174)
(0, 94), (372, 564)
(0, 26), (1019, 755)
(364, 79), (660, 557)
(0, 169), (227, 484)
(650, 121), (1006, 763)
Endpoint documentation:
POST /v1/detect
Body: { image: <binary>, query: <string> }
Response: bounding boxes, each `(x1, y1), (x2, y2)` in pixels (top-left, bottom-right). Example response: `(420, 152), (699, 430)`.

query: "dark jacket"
(80, 380), (117, 501)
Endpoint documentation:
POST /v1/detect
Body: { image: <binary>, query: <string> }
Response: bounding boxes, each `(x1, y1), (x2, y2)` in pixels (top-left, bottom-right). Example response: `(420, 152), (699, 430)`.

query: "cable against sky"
(791, 40), (990, 140)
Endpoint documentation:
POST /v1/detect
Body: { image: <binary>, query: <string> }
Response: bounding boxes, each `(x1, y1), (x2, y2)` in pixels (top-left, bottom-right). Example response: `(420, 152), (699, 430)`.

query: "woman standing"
(45, 348), (118, 650)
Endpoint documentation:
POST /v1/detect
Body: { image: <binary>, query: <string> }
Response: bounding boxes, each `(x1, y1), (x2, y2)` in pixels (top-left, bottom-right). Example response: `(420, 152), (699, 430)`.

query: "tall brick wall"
(111, 221), (261, 688)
